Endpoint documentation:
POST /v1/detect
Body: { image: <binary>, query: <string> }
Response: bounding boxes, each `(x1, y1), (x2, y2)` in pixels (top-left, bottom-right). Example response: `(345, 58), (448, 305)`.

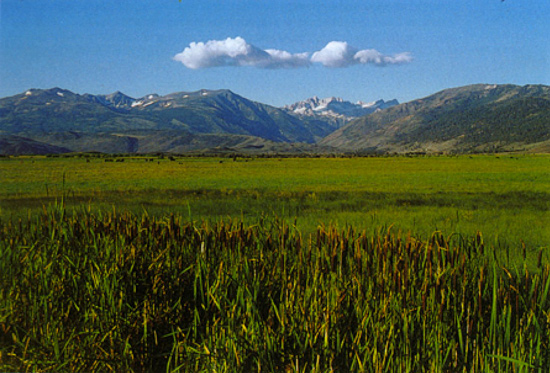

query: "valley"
(1, 84), (549, 372)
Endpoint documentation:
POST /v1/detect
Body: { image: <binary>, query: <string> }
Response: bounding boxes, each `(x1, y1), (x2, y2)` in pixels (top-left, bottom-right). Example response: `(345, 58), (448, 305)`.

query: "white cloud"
(264, 49), (311, 69)
(354, 49), (413, 66)
(312, 41), (413, 67)
(173, 37), (310, 69)
(310, 41), (357, 68)
(174, 37), (412, 69)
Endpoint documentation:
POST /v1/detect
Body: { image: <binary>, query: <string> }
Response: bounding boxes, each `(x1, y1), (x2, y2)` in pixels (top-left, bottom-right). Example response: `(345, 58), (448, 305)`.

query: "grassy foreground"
(0, 154), (549, 371)
(1, 205), (549, 372)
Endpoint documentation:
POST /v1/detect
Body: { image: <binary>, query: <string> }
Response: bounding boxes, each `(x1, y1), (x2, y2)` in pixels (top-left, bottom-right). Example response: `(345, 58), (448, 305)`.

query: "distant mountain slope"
(0, 88), (335, 153)
(91, 91), (137, 109)
(0, 134), (71, 155)
(136, 131), (333, 154)
(127, 89), (327, 143)
(320, 84), (550, 153)
(0, 88), (159, 134)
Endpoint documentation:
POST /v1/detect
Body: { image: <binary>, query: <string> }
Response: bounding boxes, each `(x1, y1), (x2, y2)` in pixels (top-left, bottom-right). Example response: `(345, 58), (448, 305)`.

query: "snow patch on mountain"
(283, 96), (398, 122)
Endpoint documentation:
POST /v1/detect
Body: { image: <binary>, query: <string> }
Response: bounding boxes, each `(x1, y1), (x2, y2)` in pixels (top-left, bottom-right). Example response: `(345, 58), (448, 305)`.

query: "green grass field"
(1, 154), (550, 371)
(1, 154), (549, 255)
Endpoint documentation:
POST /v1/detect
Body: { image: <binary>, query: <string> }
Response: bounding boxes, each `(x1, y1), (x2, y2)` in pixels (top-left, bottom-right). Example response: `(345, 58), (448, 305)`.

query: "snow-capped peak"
(283, 96), (398, 121)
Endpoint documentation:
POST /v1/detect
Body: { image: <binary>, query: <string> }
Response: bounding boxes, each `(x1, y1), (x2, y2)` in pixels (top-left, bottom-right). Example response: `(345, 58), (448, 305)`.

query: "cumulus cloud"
(173, 37), (412, 69)
(312, 41), (413, 67)
(310, 41), (358, 68)
(173, 37), (311, 69)
(354, 49), (413, 66)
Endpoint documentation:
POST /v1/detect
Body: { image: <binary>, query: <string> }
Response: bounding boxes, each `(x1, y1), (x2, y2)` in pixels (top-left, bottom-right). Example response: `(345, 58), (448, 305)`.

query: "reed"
(1, 205), (549, 371)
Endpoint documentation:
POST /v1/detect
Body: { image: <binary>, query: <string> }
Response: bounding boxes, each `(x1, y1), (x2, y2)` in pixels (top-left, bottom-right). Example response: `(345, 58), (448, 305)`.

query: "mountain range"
(0, 88), (333, 154)
(0, 84), (549, 155)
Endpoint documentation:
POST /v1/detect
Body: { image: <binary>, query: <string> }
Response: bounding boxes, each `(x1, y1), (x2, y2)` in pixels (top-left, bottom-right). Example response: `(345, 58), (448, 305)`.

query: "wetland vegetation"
(1, 154), (549, 371)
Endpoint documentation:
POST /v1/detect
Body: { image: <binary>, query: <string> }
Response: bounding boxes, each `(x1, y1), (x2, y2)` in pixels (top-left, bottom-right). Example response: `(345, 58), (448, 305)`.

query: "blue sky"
(1, 0), (548, 107)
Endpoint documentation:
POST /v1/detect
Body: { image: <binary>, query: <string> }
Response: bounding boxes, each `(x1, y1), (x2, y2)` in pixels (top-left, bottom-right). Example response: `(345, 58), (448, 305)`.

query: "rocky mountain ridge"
(283, 96), (398, 126)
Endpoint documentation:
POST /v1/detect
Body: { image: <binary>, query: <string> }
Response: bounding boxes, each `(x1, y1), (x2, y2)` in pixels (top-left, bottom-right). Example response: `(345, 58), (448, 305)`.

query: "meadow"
(1, 154), (550, 371)
(1, 154), (549, 252)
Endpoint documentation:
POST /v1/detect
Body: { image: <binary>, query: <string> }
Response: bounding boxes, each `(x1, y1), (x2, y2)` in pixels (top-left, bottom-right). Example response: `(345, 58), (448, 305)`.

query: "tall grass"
(1, 205), (549, 371)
